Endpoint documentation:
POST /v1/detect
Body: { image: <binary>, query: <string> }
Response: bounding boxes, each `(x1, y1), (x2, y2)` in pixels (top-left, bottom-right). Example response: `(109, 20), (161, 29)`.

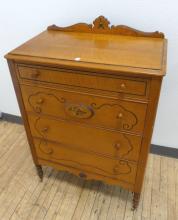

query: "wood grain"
(5, 16), (167, 209)
(0, 121), (177, 219)
(5, 16), (167, 77)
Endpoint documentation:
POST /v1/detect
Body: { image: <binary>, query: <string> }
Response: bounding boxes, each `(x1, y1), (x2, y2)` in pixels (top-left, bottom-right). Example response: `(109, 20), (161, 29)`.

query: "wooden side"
(134, 77), (163, 194)
(7, 60), (39, 165)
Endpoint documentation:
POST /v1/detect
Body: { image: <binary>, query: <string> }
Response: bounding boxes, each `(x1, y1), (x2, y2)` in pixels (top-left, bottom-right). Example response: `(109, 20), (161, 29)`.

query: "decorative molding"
(48, 15), (165, 38)
(28, 92), (65, 114)
(90, 102), (138, 130)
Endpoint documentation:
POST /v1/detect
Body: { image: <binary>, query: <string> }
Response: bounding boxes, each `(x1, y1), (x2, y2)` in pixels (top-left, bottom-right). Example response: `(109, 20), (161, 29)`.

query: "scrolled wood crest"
(48, 15), (164, 38)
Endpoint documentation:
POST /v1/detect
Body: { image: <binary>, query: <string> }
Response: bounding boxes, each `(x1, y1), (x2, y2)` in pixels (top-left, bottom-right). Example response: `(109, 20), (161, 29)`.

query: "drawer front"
(18, 65), (148, 97)
(29, 115), (141, 162)
(34, 138), (137, 184)
(21, 85), (147, 134)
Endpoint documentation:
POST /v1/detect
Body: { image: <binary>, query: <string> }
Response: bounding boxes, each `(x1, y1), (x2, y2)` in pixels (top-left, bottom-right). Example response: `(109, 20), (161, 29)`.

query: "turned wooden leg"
(36, 165), (43, 181)
(132, 192), (140, 210)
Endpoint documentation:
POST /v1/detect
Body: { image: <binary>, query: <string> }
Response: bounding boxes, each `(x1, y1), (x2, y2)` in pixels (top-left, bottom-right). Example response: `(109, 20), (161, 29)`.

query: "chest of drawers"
(5, 16), (167, 209)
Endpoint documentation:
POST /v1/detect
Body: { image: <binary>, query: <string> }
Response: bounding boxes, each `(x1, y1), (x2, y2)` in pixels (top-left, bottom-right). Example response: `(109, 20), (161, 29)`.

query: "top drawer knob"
(120, 83), (126, 89)
(31, 71), (40, 78)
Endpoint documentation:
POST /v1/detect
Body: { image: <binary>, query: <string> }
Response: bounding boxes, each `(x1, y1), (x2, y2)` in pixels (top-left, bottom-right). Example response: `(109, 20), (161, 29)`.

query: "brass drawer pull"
(65, 103), (93, 119)
(79, 172), (87, 178)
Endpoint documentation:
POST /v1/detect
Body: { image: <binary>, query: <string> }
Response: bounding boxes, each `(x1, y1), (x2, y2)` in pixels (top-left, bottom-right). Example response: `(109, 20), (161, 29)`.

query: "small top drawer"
(18, 65), (148, 97)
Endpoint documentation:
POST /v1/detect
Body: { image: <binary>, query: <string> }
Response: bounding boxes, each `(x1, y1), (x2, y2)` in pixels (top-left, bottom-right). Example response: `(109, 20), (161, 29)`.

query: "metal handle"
(65, 103), (93, 119)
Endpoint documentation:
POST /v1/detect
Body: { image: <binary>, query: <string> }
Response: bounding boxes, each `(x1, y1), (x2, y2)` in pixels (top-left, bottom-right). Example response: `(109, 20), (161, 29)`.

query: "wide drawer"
(21, 85), (147, 134)
(28, 114), (142, 162)
(18, 64), (148, 97)
(34, 138), (137, 184)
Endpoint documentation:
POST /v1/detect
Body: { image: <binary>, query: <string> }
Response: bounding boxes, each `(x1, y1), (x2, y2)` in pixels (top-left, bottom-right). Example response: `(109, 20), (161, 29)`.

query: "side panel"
(7, 60), (39, 165)
(134, 77), (163, 193)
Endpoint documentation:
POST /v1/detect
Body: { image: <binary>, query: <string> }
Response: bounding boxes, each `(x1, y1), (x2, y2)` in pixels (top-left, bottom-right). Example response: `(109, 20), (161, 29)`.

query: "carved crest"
(48, 15), (164, 38)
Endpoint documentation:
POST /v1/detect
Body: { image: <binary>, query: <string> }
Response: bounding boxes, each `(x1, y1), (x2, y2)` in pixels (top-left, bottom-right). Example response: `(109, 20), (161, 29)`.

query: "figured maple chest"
(5, 16), (167, 209)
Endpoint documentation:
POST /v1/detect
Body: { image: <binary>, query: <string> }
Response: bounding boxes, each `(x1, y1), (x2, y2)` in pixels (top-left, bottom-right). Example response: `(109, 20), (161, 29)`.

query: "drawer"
(34, 138), (137, 184)
(29, 114), (142, 162)
(21, 85), (147, 134)
(18, 65), (148, 97)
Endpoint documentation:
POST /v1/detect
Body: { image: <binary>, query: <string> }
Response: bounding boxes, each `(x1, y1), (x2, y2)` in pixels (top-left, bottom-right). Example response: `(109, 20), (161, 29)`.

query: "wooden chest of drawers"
(5, 16), (167, 209)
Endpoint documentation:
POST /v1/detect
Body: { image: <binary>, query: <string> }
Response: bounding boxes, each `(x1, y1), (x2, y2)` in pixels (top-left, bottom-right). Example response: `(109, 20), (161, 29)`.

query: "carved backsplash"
(48, 15), (164, 38)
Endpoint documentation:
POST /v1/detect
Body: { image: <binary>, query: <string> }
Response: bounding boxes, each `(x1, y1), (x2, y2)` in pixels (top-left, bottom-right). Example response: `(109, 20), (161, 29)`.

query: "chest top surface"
(6, 16), (167, 77)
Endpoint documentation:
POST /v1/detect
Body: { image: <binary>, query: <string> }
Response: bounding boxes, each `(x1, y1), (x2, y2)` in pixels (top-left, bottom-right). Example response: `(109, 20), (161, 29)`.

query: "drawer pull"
(79, 172), (87, 178)
(30, 71), (40, 78)
(113, 165), (120, 174)
(117, 113), (123, 118)
(65, 103), (93, 119)
(115, 143), (121, 150)
(36, 98), (44, 104)
(41, 127), (49, 133)
(120, 83), (126, 89)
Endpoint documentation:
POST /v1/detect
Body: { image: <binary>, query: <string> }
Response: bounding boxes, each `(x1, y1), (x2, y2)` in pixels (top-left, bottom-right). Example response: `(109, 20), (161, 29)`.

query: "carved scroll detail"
(90, 102), (138, 130)
(28, 92), (65, 114)
(35, 137), (132, 176)
(34, 116), (134, 163)
(28, 91), (138, 132)
(48, 15), (164, 38)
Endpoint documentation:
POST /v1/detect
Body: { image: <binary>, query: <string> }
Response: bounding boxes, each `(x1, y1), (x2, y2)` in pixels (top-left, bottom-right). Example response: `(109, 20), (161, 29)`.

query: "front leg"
(35, 165), (43, 181)
(132, 192), (140, 210)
